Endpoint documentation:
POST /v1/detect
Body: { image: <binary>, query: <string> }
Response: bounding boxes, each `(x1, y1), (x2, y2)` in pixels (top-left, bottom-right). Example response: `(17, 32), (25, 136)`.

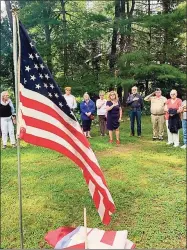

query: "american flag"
(45, 226), (135, 249)
(18, 21), (115, 224)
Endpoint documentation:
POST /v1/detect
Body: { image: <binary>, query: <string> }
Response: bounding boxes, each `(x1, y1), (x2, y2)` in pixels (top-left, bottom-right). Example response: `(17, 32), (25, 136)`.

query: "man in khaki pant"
(144, 88), (167, 140)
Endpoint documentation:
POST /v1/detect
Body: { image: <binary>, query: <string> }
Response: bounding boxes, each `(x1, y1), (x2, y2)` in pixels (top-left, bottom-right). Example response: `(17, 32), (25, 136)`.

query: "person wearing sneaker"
(126, 86), (143, 137)
(164, 89), (183, 147)
(106, 91), (122, 144)
(144, 88), (167, 141)
(0, 91), (16, 149)
(181, 99), (187, 149)
(96, 91), (107, 136)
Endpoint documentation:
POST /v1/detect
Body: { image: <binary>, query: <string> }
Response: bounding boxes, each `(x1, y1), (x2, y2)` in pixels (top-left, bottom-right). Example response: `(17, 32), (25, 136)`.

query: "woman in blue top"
(80, 93), (95, 138)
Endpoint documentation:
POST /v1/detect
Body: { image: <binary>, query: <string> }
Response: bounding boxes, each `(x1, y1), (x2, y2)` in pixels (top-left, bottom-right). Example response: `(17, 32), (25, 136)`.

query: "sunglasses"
(171, 93), (176, 95)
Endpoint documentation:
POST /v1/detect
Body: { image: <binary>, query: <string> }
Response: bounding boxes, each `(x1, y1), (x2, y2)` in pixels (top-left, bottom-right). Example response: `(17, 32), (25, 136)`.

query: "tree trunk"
(109, 0), (121, 71)
(42, 4), (53, 73)
(125, 0), (135, 53)
(5, 1), (13, 33)
(119, 0), (126, 54)
(44, 24), (53, 73)
(5, 1), (15, 92)
(161, 0), (171, 64)
(61, 0), (68, 83)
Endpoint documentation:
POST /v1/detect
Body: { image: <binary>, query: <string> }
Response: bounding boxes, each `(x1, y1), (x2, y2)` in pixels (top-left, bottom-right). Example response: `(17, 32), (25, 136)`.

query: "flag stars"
(45, 74), (50, 80)
(25, 65), (31, 72)
(24, 78), (27, 84)
(39, 73), (44, 79)
(29, 53), (34, 60)
(50, 84), (54, 89)
(30, 75), (36, 81)
(55, 93), (59, 98)
(48, 92), (52, 98)
(34, 64), (39, 70)
(44, 83), (48, 88)
(35, 84), (41, 89)
(40, 64), (45, 70)
(30, 42), (34, 47)
(59, 102), (63, 107)
(35, 53), (39, 59)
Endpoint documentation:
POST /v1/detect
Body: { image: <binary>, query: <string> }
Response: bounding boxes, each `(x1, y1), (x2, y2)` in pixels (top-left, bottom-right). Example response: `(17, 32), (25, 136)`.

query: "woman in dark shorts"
(80, 93), (95, 138)
(106, 91), (122, 144)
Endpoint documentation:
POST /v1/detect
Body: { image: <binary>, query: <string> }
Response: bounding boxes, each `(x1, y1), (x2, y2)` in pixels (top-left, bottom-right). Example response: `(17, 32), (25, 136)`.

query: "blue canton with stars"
(19, 21), (76, 121)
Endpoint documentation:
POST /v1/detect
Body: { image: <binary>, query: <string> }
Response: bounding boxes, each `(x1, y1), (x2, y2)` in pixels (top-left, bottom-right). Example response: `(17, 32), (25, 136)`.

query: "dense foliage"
(1, 0), (186, 102)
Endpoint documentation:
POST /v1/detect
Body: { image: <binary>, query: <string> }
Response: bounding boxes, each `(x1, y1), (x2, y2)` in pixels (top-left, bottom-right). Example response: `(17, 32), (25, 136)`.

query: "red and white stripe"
(49, 226), (135, 249)
(18, 83), (115, 224)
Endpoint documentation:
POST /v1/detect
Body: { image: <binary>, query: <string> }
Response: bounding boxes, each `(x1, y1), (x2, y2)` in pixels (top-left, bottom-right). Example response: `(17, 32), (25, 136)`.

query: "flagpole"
(84, 207), (88, 249)
(12, 6), (24, 249)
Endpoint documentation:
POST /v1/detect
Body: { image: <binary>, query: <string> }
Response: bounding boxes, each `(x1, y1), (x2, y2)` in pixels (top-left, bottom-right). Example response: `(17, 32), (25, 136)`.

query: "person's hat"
(65, 87), (71, 91)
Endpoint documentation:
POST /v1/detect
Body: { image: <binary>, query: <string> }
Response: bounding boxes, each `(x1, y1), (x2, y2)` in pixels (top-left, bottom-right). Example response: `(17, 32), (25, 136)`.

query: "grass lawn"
(1, 116), (186, 249)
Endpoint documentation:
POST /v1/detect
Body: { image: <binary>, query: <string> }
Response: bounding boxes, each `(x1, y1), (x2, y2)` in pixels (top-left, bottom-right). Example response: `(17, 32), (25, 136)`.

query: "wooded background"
(1, 0), (186, 104)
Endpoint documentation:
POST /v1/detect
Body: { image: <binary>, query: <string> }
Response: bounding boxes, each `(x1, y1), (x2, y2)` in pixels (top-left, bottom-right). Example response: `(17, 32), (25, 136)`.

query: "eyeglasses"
(110, 94), (115, 96)
(171, 93), (176, 95)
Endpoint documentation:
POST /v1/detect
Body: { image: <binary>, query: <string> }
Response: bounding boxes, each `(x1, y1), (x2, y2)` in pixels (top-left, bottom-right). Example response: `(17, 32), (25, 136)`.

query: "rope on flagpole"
(12, 5), (24, 249)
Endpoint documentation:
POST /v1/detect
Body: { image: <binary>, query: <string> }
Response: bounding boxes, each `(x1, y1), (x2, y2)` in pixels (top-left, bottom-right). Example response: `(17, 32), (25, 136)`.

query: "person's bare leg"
(109, 130), (113, 142)
(115, 129), (120, 143)
(87, 131), (92, 138)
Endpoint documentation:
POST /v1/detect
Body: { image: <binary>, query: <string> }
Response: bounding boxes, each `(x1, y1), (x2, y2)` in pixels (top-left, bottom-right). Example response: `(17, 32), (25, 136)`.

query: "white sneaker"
(173, 144), (179, 147)
(180, 144), (187, 149)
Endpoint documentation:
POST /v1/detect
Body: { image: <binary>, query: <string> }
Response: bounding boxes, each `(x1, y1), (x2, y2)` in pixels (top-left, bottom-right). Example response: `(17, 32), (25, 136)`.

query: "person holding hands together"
(80, 92), (95, 138)
(106, 91), (122, 144)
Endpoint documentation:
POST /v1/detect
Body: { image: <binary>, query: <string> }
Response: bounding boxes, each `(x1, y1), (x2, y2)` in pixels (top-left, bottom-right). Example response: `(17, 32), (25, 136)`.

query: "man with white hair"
(0, 91), (16, 149)
(144, 88), (167, 140)
(126, 86), (143, 137)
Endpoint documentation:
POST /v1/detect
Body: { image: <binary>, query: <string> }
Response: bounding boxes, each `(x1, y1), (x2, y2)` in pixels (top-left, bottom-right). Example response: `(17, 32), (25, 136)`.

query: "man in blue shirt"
(126, 86), (143, 137)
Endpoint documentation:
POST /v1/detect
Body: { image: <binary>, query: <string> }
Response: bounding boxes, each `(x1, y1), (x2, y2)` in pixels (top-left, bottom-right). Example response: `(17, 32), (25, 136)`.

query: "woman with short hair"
(165, 89), (183, 147)
(80, 93), (95, 138)
(0, 91), (16, 149)
(96, 91), (107, 136)
(106, 91), (122, 144)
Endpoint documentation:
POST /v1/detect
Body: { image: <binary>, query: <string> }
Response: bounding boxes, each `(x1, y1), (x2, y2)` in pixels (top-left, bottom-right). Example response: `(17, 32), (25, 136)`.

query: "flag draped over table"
(18, 21), (115, 224)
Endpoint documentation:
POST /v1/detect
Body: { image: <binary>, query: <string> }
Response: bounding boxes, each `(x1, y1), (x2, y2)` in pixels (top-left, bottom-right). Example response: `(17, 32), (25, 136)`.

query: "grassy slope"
(1, 116), (186, 249)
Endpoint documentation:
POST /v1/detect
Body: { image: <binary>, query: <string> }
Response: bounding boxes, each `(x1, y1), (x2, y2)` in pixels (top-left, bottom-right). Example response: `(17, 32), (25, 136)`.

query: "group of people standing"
(0, 86), (186, 149)
(76, 86), (186, 149)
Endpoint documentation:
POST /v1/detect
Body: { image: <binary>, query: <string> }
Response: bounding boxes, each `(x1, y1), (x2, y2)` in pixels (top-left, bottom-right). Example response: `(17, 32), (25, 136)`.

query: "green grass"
(1, 116), (186, 249)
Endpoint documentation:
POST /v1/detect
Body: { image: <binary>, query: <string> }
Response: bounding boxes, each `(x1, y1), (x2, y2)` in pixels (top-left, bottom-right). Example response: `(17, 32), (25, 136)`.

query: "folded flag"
(45, 226), (135, 249)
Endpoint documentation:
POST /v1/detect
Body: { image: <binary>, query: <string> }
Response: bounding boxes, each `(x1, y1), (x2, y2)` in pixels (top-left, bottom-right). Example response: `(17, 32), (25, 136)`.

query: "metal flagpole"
(84, 207), (88, 249)
(12, 5), (24, 249)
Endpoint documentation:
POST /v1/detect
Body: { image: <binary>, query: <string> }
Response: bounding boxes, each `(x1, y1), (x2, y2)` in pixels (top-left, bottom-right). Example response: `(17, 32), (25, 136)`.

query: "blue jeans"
(129, 110), (141, 136)
(182, 119), (187, 145)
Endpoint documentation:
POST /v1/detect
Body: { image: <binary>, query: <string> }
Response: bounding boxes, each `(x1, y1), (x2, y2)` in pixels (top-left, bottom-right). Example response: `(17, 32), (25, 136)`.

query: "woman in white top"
(63, 87), (77, 111)
(0, 91), (16, 149)
(96, 91), (107, 136)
